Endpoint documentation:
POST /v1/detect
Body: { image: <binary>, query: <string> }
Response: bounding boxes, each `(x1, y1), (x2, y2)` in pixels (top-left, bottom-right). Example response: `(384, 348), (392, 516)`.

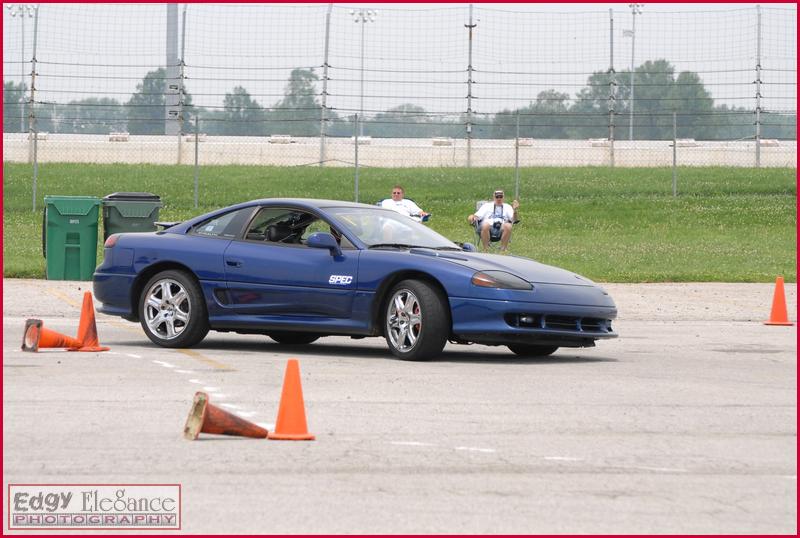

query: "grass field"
(2, 162), (796, 282)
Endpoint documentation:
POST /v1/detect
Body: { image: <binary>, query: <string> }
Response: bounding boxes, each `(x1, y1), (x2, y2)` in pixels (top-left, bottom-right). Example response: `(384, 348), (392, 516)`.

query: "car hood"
(410, 249), (596, 287)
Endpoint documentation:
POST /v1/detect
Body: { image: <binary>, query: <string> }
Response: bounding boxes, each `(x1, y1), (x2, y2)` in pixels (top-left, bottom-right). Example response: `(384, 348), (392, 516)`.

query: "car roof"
(167, 198), (390, 235)
(246, 198), (376, 210)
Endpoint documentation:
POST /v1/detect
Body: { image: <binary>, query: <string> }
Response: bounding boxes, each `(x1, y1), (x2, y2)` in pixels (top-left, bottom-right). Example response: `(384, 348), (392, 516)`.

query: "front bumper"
(449, 295), (617, 347)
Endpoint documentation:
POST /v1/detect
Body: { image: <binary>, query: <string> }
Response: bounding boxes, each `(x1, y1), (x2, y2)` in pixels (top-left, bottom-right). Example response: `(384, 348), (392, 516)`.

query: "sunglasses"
(392, 192), (402, 195)
(494, 194), (504, 198)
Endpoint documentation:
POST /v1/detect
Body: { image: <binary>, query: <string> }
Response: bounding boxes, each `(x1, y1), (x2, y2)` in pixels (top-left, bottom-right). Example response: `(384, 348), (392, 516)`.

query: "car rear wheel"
(384, 279), (449, 361)
(139, 270), (209, 348)
(507, 344), (559, 357)
(268, 332), (320, 345)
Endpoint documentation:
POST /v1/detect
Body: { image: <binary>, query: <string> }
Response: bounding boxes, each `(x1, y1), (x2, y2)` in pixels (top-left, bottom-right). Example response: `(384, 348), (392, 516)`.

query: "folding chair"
(472, 200), (519, 250)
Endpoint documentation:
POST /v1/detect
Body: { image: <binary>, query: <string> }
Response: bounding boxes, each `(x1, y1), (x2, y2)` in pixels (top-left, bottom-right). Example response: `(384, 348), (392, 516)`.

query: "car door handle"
(226, 259), (243, 268)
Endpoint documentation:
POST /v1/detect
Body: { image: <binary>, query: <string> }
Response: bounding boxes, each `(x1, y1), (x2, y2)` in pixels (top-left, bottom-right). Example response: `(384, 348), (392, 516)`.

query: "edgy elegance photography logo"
(8, 484), (181, 530)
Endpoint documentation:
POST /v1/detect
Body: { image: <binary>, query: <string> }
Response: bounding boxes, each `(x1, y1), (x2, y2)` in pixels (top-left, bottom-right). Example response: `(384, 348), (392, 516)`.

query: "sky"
(2, 3), (797, 116)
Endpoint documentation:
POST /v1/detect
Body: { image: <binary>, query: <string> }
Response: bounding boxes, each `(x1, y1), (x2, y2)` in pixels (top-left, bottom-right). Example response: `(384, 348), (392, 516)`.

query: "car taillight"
(104, 234), (119, 248)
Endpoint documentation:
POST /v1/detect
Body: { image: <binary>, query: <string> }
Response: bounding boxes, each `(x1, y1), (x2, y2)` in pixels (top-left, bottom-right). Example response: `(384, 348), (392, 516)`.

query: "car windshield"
(326, 207), (460, 250)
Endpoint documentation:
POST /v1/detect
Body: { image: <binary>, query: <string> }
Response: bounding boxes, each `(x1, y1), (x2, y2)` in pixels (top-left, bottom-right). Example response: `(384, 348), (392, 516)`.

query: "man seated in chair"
(467, 189), (520, 252)
(380, 184), (429, 222)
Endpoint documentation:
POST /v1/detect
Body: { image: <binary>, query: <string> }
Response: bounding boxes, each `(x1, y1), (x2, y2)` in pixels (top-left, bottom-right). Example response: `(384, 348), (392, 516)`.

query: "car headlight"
(471, 271), (533, 290)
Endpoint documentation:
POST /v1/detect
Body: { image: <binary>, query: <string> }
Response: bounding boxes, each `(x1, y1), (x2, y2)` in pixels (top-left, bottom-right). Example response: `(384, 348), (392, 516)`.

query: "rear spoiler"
(154, 221), (181, 230)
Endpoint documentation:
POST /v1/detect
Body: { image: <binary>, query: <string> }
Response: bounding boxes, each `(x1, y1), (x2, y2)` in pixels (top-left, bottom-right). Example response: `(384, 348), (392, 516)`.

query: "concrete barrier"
(3, 134), (796, 168)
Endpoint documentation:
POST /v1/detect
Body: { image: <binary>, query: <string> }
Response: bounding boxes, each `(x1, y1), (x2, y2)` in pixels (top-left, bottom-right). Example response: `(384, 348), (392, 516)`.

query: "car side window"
(245, 207), (304, 245)
(245, 207), (355, 249)
(245, 207), (314, 246)
(190, 207), (254, 239)
(300, 220), (356, 250)
(300, 219), (329, 241)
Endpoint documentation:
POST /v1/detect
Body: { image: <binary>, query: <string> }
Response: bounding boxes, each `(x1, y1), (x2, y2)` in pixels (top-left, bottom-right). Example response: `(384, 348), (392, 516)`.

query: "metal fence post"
(177, 4), (187, 165)
(194, 115), (200, 209)
(514, 112), (520, 199)
(609, 8), (616, 168)
(465, 4), (475, 168)
(165, 4), (180, 137)
(354, 114), (360, 203)
(628, 4), (641, 141)
(319, 3), (332, 167)
(672, 112), (678, 197)
(17, 7), (26, 132)
(30, 4), (40, 212)
(755, 5), (762, 168)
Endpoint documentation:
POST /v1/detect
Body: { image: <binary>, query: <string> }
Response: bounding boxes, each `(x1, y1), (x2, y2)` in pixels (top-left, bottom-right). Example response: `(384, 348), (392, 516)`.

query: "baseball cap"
(494, 190), (504, 197)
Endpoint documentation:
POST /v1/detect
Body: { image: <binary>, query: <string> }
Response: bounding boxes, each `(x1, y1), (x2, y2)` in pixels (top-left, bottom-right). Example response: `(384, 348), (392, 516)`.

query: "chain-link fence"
(3, 3), (797, 172)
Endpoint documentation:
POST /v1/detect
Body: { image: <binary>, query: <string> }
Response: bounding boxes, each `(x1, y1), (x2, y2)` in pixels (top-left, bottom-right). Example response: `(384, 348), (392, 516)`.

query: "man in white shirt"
(380, 185), (429, 222)
(467, 189), (520, 252)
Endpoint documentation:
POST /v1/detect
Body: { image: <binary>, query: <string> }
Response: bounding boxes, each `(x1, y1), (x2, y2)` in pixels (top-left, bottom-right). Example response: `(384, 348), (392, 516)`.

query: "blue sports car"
(93, 199), (617, 361)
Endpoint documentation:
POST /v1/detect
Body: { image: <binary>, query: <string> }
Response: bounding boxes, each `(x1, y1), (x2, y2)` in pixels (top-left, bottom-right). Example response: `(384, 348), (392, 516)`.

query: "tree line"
(3, 60), (795, 140)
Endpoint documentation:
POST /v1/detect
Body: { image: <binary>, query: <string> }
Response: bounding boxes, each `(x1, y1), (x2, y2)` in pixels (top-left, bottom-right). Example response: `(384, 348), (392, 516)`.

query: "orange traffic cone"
(268, 359), (315, 441)
(764, 276), (794, 326)
(69, 292), (110, 352)
(21, 319), (84, 352)
(183, 391), (269, 440)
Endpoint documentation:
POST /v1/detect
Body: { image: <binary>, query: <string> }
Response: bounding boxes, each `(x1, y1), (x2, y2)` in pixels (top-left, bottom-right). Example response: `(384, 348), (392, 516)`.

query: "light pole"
(6, 3), (36, 133)
(351, 8), (377, 136)
(625, 3), (643, 140)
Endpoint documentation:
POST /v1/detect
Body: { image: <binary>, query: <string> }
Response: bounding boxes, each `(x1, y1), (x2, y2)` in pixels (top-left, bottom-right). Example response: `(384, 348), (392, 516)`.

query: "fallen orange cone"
(21, 319), (83, 352)
(764, 276), (793, 326)
(70, 291), (110, 352)
(268, 359), (315, 441)
(183, 391), (269, 440)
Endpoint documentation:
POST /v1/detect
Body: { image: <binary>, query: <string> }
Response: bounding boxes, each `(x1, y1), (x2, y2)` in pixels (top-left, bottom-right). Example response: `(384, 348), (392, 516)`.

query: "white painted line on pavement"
(544, 456), (583, 461)
(455, 446), (496, 453)
(127, 353), (142, 359)
(619, 465), (688, 473)
(177, 348), (234, 371)
(202, 386), (220, 392)
(220, 403), (242, 410)
(233, 411), (257, 418)
(152, 360), (175, 368)
(391, 441), (436, 447)
(188, 379), (204, 384)
(175, 369), (193, 374)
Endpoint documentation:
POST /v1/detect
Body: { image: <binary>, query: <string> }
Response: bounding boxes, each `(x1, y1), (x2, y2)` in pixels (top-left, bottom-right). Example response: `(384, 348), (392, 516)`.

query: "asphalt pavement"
(2, 279), (797, 534)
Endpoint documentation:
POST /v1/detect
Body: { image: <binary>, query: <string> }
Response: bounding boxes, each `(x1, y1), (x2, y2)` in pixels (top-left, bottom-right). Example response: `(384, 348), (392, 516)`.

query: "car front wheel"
(507, 344), (559, 357)
(384, 279), (449, 361)
(139, 270), (209, 348)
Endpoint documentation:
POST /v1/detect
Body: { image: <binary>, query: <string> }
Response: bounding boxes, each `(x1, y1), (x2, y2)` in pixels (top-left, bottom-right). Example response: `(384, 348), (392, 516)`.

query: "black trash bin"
(101, 192), (163, 241)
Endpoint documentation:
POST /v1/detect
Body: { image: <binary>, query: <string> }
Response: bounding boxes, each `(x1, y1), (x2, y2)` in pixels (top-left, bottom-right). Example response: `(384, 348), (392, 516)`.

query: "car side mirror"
(461, 242), (477, 252)
(307, 232), (342, 257)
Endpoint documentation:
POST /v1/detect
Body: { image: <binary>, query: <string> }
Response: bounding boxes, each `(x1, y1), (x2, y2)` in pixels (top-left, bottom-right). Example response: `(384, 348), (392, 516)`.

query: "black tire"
(268, 332), (320, 345)
(383, 279), (449, 361)
(139, 269), (209, 348)
(507, 344), (559, 357)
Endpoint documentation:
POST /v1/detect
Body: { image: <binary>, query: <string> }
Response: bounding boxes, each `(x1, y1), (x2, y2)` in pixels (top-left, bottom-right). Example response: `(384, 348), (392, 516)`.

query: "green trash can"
(101, 192), (163, 241)
(42, 195), (101, 281)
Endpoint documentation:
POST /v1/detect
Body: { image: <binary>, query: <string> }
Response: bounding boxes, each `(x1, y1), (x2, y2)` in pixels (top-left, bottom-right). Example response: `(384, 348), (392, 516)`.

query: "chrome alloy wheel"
(143, 278), (191, 340)
(386, 288), (422, 352)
